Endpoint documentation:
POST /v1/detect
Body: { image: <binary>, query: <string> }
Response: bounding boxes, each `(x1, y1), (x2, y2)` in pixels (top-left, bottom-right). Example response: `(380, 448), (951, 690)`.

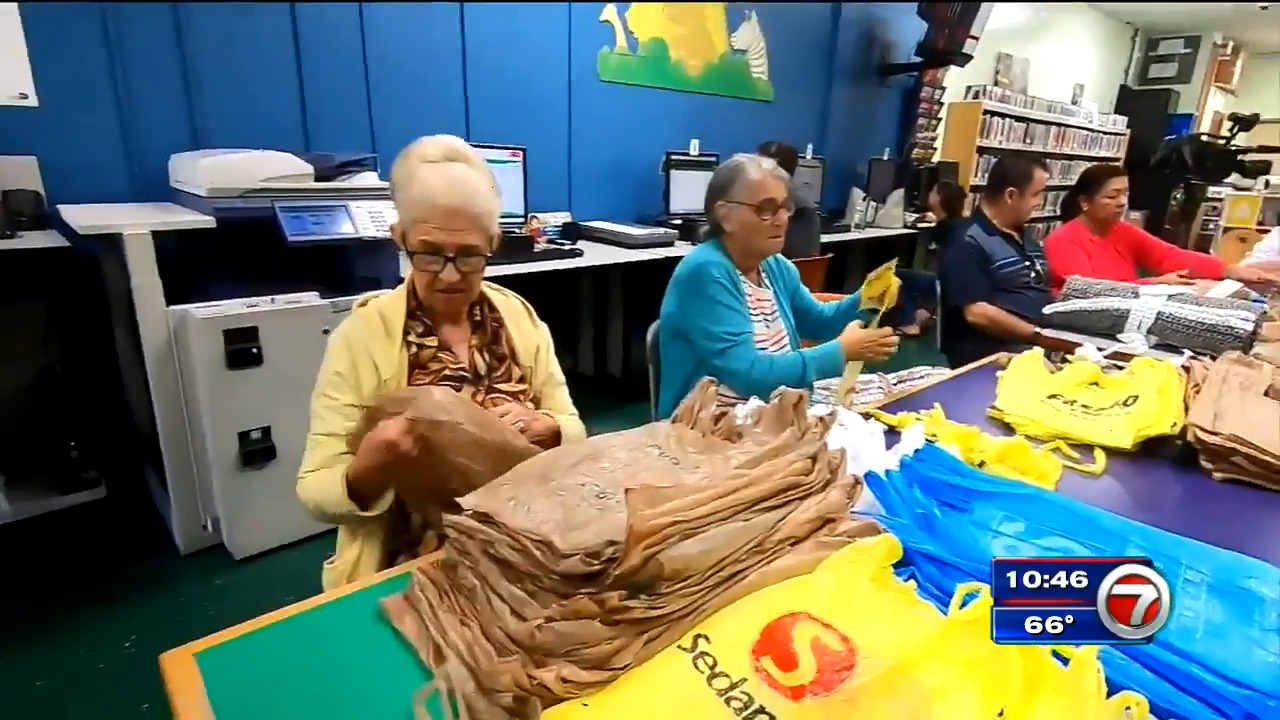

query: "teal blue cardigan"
(656, 239), (865, 418)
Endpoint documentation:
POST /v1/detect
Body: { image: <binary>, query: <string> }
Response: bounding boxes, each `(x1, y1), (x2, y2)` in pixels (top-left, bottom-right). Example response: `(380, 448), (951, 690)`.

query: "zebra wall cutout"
(596, 2), (775, 102)
(729, 10), (770, 83)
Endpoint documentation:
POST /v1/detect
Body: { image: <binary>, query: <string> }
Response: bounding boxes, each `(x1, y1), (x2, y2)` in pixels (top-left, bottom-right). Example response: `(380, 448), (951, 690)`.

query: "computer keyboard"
(820, 218), (852, 234)
(490, 244), (584, 266)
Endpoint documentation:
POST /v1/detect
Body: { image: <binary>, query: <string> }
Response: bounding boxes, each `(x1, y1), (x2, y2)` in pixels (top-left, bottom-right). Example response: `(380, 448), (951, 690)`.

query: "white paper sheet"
(0, 3), (37, 107)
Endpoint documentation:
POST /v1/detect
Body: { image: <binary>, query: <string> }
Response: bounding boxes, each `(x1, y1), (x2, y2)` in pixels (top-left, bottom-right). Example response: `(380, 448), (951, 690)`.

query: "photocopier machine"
(136, 149), (400, 559)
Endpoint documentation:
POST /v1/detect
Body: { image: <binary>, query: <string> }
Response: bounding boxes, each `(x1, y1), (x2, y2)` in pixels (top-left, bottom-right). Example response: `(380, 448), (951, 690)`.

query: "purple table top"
(882, 362), (1280, 567)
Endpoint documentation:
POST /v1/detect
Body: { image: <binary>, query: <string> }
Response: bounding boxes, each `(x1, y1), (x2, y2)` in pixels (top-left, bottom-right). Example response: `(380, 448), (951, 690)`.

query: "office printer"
(169, 149), (386, 198)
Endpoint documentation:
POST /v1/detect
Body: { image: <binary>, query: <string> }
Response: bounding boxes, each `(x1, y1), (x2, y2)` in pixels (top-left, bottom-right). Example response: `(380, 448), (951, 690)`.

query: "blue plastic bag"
(863, 443), (1280, 720)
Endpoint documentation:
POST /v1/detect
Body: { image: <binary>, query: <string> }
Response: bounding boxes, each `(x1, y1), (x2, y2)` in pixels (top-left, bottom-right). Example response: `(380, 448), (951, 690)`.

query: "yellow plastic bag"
(835, 260), (901, 404)
(542, 534), (1149, 720)
(866, 403), (1106, 490)
(990, 348), (1186, 451)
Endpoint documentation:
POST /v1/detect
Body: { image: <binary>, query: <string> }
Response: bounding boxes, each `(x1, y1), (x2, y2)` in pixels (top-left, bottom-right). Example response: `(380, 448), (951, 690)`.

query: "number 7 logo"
(1109, 583), (1160, 625)
(1096, 563), (1172, 642)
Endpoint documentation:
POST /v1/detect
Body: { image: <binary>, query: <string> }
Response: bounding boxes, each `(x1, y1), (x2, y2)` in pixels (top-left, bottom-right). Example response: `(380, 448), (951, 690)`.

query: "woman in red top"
(1042, 164), (1274, 295)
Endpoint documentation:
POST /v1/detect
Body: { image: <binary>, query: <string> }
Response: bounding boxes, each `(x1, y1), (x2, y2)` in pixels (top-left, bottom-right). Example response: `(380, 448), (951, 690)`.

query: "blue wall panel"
(362, 2), (468, 174)
(101, 3), (195, 201)
(0, 3), (132, 204)
(463, 2), (571, 213)
(294, 2), (374, 155)
(824, 3), (925, 209)
(567, 2), (836, 220)
(0, 2), (925, 219)
(175, 3), (307, 151)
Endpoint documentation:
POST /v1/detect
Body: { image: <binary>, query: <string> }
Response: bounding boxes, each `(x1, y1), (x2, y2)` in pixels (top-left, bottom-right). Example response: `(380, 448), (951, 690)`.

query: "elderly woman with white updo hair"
(296, 135), (585, 590)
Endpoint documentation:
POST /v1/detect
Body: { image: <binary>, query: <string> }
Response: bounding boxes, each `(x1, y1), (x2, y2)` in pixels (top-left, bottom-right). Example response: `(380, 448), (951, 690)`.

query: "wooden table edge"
(158, 552), (441, 719)
(862, 353), (1004, 410)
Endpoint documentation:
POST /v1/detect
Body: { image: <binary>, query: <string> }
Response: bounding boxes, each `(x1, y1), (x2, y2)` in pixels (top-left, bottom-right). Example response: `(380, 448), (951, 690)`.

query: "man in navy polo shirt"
(938, 156), (1051, 367)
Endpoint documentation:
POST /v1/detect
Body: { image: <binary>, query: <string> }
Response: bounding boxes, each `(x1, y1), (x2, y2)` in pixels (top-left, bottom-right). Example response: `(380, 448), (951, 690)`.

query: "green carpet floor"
(0, 337), (945, 719)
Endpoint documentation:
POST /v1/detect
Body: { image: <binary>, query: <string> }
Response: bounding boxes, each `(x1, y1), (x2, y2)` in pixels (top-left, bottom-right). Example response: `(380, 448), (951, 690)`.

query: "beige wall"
(1229, 53), (1280, 120)
(942, 3), (1134, 111)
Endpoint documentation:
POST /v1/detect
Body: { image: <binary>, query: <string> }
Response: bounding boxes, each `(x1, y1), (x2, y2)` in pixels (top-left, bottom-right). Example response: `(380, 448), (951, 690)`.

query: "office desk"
(395, 240), (657, 278)
(1, 229), (70, 250)
(159, 561), (440, 720)
(629, 227), (920, 259)
(821, 227), (925, 291)
(0, 226), (110, 523)
(880, 355), (1280, 566)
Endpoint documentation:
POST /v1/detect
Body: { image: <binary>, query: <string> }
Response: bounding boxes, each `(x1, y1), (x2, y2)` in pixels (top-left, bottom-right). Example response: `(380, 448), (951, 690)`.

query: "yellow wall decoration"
(597, 3), (775, 102)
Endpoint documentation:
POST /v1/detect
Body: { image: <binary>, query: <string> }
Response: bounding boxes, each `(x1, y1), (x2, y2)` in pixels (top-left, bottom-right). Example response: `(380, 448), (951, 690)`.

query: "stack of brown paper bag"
(1186, 351), (1280, 490)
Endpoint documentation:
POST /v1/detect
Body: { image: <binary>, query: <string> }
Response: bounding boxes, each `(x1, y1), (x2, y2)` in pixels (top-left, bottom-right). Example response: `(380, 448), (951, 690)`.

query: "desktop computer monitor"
(472, 143), (528, 229)
(866, 156), (898, 205)
(663, 151), (720, 217)
(792, 156), (825, 208)
(935, 160), (959, 186)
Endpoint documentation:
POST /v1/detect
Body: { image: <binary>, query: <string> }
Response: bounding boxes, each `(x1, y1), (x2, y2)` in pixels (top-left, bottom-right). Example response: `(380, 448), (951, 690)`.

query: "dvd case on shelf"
(976, 115), (1125, 156)
(962, 84), (1128, 131)
(970, 154), (1096, 187)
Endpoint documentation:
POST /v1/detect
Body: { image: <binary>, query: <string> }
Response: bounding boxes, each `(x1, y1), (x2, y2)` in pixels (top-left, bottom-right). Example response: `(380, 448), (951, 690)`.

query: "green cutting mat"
(195, 574), (448, 719)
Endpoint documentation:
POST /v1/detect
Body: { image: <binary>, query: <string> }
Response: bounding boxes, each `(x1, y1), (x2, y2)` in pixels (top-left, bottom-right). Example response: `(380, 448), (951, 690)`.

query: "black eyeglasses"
(724, 198), (795, 221)
(404, 250), (491, 274)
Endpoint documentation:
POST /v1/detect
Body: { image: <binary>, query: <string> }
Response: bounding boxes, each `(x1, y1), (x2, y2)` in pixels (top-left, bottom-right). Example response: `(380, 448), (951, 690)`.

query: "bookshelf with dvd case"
(938, 84), (1131, 243)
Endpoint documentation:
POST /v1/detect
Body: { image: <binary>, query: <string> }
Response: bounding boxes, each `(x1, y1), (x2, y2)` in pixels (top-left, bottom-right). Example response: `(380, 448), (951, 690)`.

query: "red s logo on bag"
(750, 612), (857, 701)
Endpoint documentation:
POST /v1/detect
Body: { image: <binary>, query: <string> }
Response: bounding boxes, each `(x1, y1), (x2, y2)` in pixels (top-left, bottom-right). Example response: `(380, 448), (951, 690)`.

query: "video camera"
(1148, 112), (1279, 246)
(1153, 112), (1278, 184)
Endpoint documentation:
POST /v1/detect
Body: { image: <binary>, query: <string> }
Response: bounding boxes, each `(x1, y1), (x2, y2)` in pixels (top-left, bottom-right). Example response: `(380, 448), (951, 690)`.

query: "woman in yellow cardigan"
(297, 135), (586, 590)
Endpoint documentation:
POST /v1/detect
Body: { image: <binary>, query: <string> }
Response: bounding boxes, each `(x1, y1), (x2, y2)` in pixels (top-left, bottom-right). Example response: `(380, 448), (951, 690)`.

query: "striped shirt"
(717, 267), (792, 407)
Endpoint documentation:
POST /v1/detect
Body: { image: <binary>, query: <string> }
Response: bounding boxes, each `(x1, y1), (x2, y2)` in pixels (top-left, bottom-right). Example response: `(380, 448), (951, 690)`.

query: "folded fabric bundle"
(812, 365), (951, 408)
(1060, 276), (1260, 304)
(989, 347), (1187, 451)
(1185, 351), (1280, 490)
(860, 442), (1280, 720)
(1186, 278), (1264, 302)
(1045, 276), (1265, 356)
(381, 379), (880, 719)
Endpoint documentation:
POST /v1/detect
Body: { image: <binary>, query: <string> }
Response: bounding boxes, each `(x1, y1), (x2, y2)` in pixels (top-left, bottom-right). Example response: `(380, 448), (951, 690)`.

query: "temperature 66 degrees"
(1007, 569), (1090, 589)
(1025, 615), (1075, 635)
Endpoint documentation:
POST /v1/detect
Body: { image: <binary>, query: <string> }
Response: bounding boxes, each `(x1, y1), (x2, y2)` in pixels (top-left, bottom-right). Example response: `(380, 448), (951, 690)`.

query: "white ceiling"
(1089, 3), (1280, 54)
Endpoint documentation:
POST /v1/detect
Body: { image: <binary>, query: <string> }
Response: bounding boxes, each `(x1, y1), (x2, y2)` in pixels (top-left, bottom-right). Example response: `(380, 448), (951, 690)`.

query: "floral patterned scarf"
(384, 287), (535, 567)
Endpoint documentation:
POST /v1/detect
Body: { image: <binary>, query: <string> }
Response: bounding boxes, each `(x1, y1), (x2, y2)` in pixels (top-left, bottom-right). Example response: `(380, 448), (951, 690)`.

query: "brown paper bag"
(381, 378), (880, 720)
(348, 386), (541, 517)
(1186, 352), (1280, 488)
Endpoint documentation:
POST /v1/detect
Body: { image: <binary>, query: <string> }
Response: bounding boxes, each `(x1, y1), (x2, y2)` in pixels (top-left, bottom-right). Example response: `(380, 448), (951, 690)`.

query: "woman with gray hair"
(655, 153), (899, 418)
(297, 134), (585, 590)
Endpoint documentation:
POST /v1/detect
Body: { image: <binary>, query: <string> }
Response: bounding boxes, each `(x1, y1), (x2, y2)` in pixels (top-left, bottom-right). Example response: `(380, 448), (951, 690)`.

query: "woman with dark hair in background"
(882, 181), (969, 336)
(756, 141), (822, 259)
(926, 179), (968, 251)
(1043, 163), (1275, 295)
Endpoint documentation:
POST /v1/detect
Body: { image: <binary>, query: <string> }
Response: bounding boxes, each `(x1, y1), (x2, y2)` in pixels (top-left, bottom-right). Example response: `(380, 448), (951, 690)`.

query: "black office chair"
(646, 320), (660, 421)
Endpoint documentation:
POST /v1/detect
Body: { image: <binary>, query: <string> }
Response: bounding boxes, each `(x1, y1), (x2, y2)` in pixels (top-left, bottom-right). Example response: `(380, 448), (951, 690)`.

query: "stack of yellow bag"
(989, 348), (1187, 451)
(543, 534), (1150, 720)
